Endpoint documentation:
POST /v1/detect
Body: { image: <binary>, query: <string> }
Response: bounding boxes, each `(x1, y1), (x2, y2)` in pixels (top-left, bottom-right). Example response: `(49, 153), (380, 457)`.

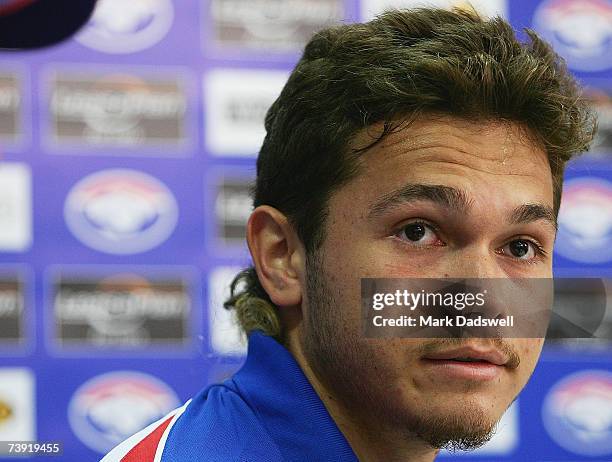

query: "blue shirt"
(101, 330), (359, 461)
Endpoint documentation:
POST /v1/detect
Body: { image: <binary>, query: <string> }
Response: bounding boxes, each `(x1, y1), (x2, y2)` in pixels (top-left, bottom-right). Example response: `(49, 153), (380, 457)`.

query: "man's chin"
(407, 403), (499, 451)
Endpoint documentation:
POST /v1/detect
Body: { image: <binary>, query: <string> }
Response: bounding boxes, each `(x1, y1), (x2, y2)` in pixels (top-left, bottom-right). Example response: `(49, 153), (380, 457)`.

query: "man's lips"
(420, 344), (517, 381)
(421, 345), (510, 367)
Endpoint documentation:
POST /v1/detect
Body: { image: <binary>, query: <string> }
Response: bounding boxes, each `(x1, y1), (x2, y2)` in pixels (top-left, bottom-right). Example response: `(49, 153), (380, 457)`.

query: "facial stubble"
(299, 251), (502, 452)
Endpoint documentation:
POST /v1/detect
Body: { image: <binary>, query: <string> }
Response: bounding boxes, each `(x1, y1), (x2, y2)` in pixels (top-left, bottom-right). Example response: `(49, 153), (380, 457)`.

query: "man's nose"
(444, 244), (506, 279)
(439, 245), (513, 337)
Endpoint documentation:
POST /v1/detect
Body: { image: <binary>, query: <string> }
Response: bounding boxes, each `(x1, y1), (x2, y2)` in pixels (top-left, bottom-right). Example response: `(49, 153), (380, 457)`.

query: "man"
(102, 7), (595, 462)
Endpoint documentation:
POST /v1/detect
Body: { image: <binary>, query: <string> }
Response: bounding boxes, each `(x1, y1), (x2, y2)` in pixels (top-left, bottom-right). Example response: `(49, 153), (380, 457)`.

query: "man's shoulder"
(99, 398), (190, 462)
(100, 380), (283, 462)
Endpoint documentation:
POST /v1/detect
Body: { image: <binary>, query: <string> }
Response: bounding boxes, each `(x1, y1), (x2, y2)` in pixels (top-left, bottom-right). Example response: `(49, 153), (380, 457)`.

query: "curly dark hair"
(224, 7), (597, 343)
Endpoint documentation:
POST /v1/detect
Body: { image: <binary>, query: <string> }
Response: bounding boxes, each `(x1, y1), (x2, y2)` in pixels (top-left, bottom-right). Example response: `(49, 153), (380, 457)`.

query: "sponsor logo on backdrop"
(532, 0), (612, 72)
(68, 371), (180, 453)
(214, 176), (252, 245)
(0, 276), (24, 346)
(361, 0), (507, 21)
(556, 177), (612, 264)
(48, 71), (188, 148)
(209, 0), (343, 52)
(542, 370), (612, 457)
(75, 0), (174, 53)
(0, 72), (21, 142)
(52, 271), (191, 348)
(208, 267), (247, 356)
(0, 368), (35, 445)
(64, 169), (178, 255)
(204, 69), (287, 156)
(0, 163), (32, 252)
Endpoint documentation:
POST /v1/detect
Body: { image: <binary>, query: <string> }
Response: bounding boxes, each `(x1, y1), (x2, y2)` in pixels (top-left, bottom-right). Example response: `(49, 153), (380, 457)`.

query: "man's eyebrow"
(509, 204), (557, 232)
(367, 184), (558, 232)
(367, 183), (473, 219)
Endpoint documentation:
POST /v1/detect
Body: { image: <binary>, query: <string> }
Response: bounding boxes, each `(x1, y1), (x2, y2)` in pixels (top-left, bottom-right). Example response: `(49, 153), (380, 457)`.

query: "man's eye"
(397, 222), (440, 246)
(499, 239), (539, 260)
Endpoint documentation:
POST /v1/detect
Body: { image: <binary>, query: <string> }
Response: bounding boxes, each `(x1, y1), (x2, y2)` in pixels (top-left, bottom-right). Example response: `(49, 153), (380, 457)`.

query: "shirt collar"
(232, 330), (358, 461)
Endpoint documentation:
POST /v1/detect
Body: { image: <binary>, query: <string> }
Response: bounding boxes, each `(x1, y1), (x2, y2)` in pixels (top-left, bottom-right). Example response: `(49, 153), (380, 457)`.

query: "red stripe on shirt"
(120, 415), (174, 462)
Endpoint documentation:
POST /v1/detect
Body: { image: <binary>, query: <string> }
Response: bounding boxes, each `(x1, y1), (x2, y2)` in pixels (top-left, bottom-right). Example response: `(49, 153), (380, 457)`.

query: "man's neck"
(285, 333), (439, 462)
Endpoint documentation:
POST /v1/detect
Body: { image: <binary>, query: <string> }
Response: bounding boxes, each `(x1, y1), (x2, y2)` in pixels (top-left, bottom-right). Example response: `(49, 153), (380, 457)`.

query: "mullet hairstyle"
(224, 7), (597, 343)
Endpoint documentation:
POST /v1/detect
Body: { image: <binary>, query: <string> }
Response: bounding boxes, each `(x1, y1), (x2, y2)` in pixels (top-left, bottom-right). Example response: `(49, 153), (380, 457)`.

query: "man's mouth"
(420, 344), (513, 381)
(421, 344), (509, 365)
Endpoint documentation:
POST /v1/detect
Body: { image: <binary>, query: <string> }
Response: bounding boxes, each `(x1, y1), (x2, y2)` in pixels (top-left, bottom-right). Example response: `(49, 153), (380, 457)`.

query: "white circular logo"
(68, 371), (180, 453)
(75, 0), (174, 54)
(532, 0), (612, 72)
(542, 370), (612, 456)
(64, 169), (179, 255)
(556, 177), (612, 264)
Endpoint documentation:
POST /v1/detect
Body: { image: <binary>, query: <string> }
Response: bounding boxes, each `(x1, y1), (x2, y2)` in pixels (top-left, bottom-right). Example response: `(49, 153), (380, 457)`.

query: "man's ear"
(246, 205), (304, 307)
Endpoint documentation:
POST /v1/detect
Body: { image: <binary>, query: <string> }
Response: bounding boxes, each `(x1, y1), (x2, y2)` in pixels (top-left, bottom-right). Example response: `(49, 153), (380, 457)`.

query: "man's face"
(299, 115), (555, 450)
